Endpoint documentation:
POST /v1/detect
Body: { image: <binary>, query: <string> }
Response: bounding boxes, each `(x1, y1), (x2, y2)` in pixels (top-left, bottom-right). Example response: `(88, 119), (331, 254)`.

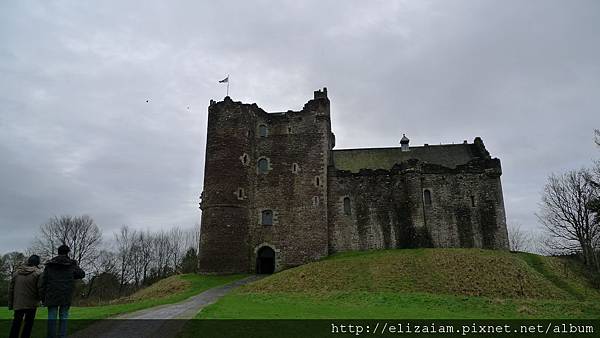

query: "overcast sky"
(1, 0), (598, 253)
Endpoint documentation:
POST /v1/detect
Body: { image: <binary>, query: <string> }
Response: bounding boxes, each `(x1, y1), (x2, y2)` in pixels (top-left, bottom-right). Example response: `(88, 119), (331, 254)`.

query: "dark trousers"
(9, 308), (37, 338)
(47, 305), (70, 338)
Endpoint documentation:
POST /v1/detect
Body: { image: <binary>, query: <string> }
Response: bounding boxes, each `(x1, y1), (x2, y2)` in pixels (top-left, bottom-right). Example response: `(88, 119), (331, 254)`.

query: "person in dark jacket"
(39, 245), (85, 338)
(8, 255), (42, 338)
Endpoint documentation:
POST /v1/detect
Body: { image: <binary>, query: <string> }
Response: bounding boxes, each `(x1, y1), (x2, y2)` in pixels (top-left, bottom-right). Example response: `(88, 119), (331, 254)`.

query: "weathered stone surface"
(198, 89), (509, 274)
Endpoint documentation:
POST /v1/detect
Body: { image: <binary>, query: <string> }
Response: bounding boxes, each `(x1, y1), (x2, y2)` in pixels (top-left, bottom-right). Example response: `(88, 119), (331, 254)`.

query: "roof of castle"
(332, 141), (490, 172)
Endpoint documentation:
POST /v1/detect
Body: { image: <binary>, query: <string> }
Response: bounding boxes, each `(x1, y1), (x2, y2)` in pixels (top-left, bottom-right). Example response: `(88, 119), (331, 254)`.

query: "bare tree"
(137, 230), (154, 284)
(94, 250), (118, 275)
(169, 227), (185, 273)
(151, 230), (171, 278)
(508, 224), (533, 252)
(183, 224), (201, 253)
(85, 250), (118, 298)
(0, 255), (7, 281)
(32, 215), (102, 269)
(96, 225), (200, 291)
(2, 252), (25, 277)
(129, 233), (150, 288)
(538, 169), (600, 270)
(114, 226), (134, 295)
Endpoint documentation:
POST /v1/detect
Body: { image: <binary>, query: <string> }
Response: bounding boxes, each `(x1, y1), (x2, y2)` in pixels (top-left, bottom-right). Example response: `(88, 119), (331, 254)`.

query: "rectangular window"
(258, 159), (269, 173)
(258, 125), (268, 137)
(261, 210), (273, 225)
(423, 189), (432, 206)
(343, 197), (351, 215)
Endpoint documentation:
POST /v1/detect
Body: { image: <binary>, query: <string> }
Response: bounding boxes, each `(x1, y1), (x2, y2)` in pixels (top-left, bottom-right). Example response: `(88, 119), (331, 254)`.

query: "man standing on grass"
(39, 244), (85, 338)
(8, 254), (43, 338)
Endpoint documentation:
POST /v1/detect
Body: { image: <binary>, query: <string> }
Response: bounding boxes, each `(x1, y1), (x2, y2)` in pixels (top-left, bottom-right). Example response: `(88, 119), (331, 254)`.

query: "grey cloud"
(1, 0), (599, 251)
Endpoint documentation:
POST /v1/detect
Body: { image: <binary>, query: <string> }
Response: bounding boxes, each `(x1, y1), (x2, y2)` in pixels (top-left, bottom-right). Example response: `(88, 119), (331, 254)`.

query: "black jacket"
(39, 255), (85, 307)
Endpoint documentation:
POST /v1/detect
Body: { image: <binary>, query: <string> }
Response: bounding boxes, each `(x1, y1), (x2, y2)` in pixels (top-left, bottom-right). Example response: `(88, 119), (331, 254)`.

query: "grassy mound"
(193, 249), (600, 319)
(115, 275), (190, 303)
(242, 249), (599, 301)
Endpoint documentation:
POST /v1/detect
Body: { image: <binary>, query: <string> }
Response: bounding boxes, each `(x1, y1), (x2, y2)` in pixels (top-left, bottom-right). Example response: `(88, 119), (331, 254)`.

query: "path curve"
(71, 275), (262, 338)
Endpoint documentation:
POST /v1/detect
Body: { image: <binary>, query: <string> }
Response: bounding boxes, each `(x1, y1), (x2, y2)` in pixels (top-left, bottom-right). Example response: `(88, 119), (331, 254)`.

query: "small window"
(258, 158), (269, 173)
(470, 196), (475, 207)
(237, 188), (244, 199)
(261, 210), (273, 226)
(287, 127), (292, 134)
(258, 124), (268, 137)
(241, 154), (249, 165)
(423, 189), (432, 206)
(292, 163), (299, 174)
(315, 176), (320, 187)
(343, 197), (351, 215)
(313, 196), (320, 206)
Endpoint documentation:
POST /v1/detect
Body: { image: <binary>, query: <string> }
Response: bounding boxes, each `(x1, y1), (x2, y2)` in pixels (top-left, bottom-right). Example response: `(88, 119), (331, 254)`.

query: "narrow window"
(315, 176), (320, 187)
(241, 154), (249, 165)
(258, 158), (269, 173)
(470, 196), (475, 207)
(313, 196), (320, 206)
(261, 210), (273, 226)
(423, 189), (432, 206)
(237, 188), (244, 199)
(258, 124), (268, 137)
(292, 163), (299, 174)
(343, 197), (351, 215)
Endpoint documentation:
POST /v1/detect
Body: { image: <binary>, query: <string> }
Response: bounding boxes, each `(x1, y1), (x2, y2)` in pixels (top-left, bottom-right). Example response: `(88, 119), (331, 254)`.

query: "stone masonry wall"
(199, 89), (509, 274)
(327, 159), (509, 253)
(249, 93), (331, 271)
(199, 90), (332, 273)
(198, 97), (255, 273)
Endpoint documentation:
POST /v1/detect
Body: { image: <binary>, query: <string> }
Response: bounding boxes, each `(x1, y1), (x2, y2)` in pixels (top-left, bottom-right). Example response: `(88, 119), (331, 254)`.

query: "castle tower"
(198, 97), (255, 273)
(199, 89), (333, 274)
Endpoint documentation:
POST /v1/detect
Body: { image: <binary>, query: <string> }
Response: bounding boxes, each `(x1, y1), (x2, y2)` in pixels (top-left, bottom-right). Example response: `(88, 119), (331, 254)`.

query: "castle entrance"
(256, 246), (275, 274)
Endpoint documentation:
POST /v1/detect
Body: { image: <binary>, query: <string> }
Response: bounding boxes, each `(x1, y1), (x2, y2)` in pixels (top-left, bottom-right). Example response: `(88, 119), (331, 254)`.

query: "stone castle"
(198, 88), (509, 274)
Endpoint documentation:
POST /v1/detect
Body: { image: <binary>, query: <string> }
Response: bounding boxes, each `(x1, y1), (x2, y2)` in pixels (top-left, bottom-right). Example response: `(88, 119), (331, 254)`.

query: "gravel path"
(71, 275), (262, 338)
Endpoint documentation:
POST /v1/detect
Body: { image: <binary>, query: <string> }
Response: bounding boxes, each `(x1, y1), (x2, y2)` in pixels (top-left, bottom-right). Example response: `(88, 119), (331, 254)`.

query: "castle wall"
(199, 90), (332, 274)
(199, 89), (509, 274)
(249, 92), (331, 270)
(198, 98), (255, 273)
(327, 160), (509, 253)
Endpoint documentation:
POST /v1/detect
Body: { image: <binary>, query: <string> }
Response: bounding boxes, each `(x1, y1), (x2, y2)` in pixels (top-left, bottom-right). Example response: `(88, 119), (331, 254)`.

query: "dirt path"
(71, 275), (262, 338)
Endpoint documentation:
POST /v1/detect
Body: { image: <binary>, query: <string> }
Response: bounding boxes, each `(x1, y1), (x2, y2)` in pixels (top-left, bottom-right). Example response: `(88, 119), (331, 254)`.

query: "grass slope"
(0, 274), (247, 337)
(197, 249), (600, 319)
(0, 273), (247, 320)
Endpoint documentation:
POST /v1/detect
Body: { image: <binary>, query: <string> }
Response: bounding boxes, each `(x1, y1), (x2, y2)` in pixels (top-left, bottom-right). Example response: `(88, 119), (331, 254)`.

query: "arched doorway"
(256, 246), (275, 274)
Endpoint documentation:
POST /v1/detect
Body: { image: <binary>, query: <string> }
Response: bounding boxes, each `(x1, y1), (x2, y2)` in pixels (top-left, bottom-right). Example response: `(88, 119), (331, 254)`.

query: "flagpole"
(227, 74), (229, 97)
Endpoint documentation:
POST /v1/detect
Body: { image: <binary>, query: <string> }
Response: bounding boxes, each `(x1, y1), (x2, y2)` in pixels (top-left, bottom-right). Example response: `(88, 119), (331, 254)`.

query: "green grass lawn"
(197, 291), (600, 319)
(0, 274), (247, 320)
(0, 273), (247, 337)
(195, 249), (600, 319)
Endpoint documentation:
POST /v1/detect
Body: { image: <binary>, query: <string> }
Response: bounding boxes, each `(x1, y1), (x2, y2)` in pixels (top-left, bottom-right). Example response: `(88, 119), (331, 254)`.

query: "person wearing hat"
(39, 244), (85, 338)
(8, 254), (42, 338)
